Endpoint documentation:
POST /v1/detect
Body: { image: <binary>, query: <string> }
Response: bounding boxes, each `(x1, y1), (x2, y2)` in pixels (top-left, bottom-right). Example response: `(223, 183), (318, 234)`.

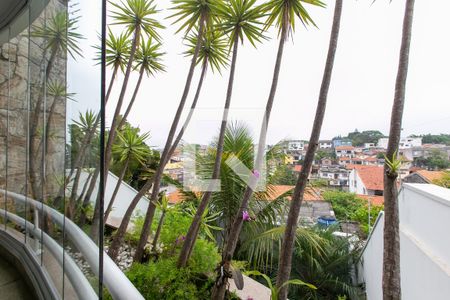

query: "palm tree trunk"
(60, 65), (116, 199)
(104, 157), (130, 224)
(131, 15), (207, 263)
(151, 210), (166, 254)
(178, 35), (239, 268)
(383, 1), (415, 299)
(276, 2), (343, 299)
(79, 167), (100, 228)
(117, 65), (145, 130)
(76, 169), (93, 207)
(107, 50), (206, 261)
(29, 50), (57, 200)
(104, 27), (141, 185)
(211, 24), (288, 300)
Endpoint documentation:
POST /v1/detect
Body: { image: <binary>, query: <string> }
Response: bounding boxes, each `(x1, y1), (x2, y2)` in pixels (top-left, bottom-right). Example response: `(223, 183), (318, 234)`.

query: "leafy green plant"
(245, 270), (316, 300)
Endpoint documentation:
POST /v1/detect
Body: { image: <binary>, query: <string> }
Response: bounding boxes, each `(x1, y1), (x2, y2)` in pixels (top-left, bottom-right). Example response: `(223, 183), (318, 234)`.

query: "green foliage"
(125, 214), (146, 244)
(418, 134), (450, 145)
(184, 29), (229, 73)
(414, 149), (450, 170)
(261, 0), (325, 37)
(126, 257), (214, 300)
(169, 0), (220, 35)
(433, 171), (450, 188)
(323, 190), (383, 235)
(96, 28), (131, 72)
(245, 270), (316, 300)
(215, 0), (267, 48)
(32, 11), (84, 58)
(110, 0), (164, 41)
(271, 164), (297, 185)
(347, 130), (385, 147)
(135, 38), (166, 76)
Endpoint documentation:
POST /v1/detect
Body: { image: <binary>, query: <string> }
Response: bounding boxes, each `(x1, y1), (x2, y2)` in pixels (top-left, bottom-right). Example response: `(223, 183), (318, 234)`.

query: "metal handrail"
(0, 189), (144, 300)
(0, 208), (97, 300)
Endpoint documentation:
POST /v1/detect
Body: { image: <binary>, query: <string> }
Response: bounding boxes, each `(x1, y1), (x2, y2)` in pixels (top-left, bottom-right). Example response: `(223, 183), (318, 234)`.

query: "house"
(320, 157), (333, 166)
(318, 165), (349, 188)
(403, 170), (446, 184)
(357, 184), (450, 300)
(364, 143), (376, 148)
(377, 137), (422, 149)
(332, 138), (352, 148)
(164, 162), (184, 182)
(319, 140), (333, 149)
(286, 140), (305, 151)
(348, 165), (384, 196)
(335, 145), (356, 158)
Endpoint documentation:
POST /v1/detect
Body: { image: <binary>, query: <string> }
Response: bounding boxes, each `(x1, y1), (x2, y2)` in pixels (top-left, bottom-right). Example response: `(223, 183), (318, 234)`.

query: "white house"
(286, 140), (305, 151)
(357, 184), (450, 300)
(319, 140), (333, 149)
(348, 165), (384, 196)
(377, 137), (422, 149)
(335, 146), (356, 158)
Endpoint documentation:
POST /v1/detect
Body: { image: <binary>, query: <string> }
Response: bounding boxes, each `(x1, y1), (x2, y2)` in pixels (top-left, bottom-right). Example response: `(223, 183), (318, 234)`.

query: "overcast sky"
(68, 0), (450, 148)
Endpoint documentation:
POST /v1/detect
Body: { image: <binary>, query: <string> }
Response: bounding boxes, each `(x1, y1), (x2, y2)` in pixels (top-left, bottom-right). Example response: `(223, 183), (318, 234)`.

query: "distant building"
(318, 166), (349, 188)
(319, 140), (333, 149)
(377, 137), (422, 149)
(335, 146), (356, 158)
(333, 138), (352, 148)
(403, 170), (446, 184)
(364, 143), (376, 148)
(348, 165), (384, 196)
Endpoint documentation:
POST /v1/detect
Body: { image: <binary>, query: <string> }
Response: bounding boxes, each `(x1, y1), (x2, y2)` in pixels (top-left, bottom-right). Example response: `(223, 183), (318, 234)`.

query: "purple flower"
(242, 211), (251, 221)
(252, 169), (260, 178)
(247, 297), (254, 300)
(181, 235), (186, 241)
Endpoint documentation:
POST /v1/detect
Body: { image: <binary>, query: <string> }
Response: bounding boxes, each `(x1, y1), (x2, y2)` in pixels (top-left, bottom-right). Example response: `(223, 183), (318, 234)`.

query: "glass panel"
(0, 0), (103, 299)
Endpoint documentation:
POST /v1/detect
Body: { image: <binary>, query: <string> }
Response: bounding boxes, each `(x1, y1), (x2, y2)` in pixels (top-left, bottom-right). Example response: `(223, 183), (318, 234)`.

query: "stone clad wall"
(0, 0), (67, 199)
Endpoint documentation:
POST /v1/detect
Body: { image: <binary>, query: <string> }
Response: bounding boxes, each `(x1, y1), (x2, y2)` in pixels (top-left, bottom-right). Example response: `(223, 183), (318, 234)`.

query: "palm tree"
(276, 1), (342, 299)
(383, 0), (416, 298)
(109, 0), (219, 262)
(101, 28), (131, 102)
(212, 0), (324, 298)
(117, 38), (165, 130)
(104, 126), (151, 223)
(65, 29), (131, 208)
(29, 11), (83, 200)
(178, 0), (266, 268)
(104, 0), (163, 184)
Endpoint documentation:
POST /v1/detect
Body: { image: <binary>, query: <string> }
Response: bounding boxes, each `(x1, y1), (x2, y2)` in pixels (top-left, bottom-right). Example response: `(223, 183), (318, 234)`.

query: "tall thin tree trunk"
(109, 16), (206, 262)
(276, 2), (343, 299)
(211, 23), (288, 300)
(104, 27), (141, 185)
(29, 50), (57, 200)
(61, 67), (116, 198)
(117, 65), (145, 130)
(151, 210), (166, 254)
(178, 35), (239, 268)
(383, 1), (415, 299)
(77, 169), (93, 207)
(79, 167), (100, 228)
(104, 157), (130, 224)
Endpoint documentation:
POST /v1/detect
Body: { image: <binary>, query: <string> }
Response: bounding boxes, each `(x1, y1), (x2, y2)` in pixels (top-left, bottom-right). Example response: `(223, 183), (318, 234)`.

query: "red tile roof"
(336, 146), (355, 151)
(415, 170), (445, 183)
(293, 165), (302, 172)
(348, 165), (384, 191)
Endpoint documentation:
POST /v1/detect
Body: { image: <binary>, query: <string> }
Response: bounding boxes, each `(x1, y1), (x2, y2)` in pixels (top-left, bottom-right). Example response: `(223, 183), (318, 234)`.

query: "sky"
(68, 0), (450, 149)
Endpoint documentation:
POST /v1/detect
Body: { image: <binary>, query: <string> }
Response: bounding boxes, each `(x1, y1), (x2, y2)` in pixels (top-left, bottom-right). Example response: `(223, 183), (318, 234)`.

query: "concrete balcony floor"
(0, 256), (35, 300)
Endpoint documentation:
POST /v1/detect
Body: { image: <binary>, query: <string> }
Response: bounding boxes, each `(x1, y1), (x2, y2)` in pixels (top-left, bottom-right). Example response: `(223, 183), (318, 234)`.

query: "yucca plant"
(179, 0), (267, 270)
(104, 126), (150, 222)
(276, 1), (343, 298)
(110, 0), (223, 262)
(217, 0), (324, 298)
(104, 0), (163, 185)
(29, 11), (83, 200)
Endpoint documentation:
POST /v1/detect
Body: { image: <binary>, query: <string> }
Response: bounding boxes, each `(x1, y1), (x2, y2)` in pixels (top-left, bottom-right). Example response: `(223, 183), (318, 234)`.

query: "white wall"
(349, 169), (366, 195)
(358, 184), (450, 300)
(76, 171), (150, 228)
